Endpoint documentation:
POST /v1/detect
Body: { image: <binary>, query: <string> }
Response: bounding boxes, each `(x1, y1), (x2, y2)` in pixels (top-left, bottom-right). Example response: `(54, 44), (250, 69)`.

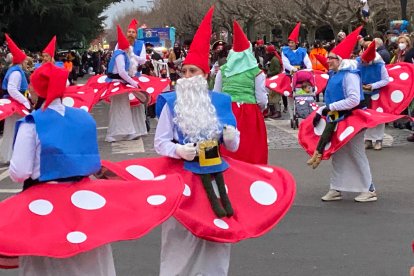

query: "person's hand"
(130, 80), (139, 88)
(321, 107), (330, 116)
(176, 143), (197, 161)
(362, 84), (372, 92)
(23, 101), (31, 111)
(223, 125), (239, 143)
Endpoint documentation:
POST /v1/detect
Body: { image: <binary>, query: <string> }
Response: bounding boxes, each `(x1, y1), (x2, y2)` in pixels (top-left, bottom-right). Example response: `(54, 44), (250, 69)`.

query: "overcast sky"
(102, 0), (152, 28)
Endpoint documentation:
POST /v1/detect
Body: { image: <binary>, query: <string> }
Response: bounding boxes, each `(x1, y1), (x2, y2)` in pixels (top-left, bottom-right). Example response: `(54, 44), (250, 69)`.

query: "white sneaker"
(321, 189), (342, 201)
(354, 191), (377, 202)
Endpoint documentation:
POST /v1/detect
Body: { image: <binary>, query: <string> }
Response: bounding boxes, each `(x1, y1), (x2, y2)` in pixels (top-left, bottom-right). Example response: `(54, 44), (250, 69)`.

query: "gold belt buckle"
(198, 140), (222, 167)
(327, 110), (339, 121)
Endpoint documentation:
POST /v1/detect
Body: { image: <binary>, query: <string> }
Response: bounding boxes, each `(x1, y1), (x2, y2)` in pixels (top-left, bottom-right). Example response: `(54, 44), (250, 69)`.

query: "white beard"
(174, 75), (221, 143)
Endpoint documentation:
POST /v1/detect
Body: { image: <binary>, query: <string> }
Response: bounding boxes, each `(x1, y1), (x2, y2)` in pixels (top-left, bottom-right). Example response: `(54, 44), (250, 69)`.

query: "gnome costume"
(281, 23), (313, 120)
(357, 41), (390, 149)
(298, 26), (403, 202)
(0, 63), (184, 274)
(126, 19), (148, 138)
(141, 7), (295, 275)
(0, 34), (30, 164)
(105, 26), (148, 142)
(213, 20), (268, 164)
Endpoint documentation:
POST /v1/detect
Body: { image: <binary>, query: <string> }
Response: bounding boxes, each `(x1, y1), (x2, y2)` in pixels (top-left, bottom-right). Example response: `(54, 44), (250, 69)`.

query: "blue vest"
(156, 91), (237, 174)
(133, 40), (144, 56)
(325, 70), (364, 106)
(2, 65), (28, 93)
(35, 62), (64, 69)
(15, 107), (101, 181)
(282, 46), (307, 68)
(107, 50), (130, 82)
(356, 57), (383, 95)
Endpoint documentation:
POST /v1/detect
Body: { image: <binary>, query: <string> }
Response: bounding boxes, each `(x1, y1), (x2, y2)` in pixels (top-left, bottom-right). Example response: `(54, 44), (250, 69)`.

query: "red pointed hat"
(5, 34), (26, 64)
(128, 19), (138, 31)
(315, 54), (329, 70)
(43, 36), (56, 57)
(288, 22), (301, 44)
(30, 62), (69, 110)
(117, 25), (130, 50)
(233, 20), (251, 52)
(331, 26), (363, 59)
(361, 40), (376, 62)
(182, 6), (214, 73)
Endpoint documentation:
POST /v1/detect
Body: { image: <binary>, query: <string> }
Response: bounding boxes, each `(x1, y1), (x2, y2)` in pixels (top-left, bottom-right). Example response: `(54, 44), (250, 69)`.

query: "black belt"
(23, 176), (85, 191)
(107, 73), (121, 79)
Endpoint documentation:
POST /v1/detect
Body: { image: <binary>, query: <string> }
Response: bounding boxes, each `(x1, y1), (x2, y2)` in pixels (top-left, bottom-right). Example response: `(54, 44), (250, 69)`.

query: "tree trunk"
(306, 27), (316, 44)
(401, 0), (407, 20)
(245, 19), (256, 41)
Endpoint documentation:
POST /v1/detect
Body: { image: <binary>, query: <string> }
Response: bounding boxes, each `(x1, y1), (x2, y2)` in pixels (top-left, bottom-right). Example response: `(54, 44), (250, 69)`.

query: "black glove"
(313, 113), (322, 127)
(321, 107), (330, 116)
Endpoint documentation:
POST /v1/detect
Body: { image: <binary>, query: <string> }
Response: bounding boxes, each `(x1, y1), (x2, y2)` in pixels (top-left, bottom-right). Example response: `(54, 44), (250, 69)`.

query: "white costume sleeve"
(154, 105), (181, 159)
(282, 52), (294, 72)
(329, 72), (361, 111)
(303, 53), (313, 69)
(137, 44), (147, 65)
(370, 65), (390, 90)
(222, 130), (240, 152)
(9, 123), (40, 182)
(114, 54), (138, 87)
(255, 72), (268, 110)
(213, 70), (223, 92)
(8, 71), (30, 109)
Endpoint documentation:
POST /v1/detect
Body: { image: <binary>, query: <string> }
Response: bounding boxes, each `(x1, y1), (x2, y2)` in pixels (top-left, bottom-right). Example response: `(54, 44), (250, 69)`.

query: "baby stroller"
(290, 70), (317, 129)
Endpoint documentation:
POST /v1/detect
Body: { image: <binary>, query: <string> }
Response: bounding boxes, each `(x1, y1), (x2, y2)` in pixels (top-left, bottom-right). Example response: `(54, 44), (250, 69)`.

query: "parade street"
(0, 102), (413, 276)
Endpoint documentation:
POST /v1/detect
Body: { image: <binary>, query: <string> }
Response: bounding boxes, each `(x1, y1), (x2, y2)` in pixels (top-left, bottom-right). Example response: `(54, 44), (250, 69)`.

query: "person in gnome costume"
(214, 20), (268, 164)
(105, 25), (148, 142)
(300, 26), (403, 203)
(125, 19), (148, 138)
(10, 62), (116, 275)
(155, 7), (240, 275)
(0, 34), (30, 165)
(281, 22), (312, 121)
(40, 36), (57, 65)
(357, 40), (390, 150)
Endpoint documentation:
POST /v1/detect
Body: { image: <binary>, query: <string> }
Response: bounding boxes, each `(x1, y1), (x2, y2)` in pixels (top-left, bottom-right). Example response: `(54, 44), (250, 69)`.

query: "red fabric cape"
(370, 62), (414, 115)
(266, 70), (328, 97)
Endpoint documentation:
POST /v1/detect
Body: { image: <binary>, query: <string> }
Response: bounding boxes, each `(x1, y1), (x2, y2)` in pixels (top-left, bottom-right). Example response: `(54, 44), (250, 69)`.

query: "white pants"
(0, 114), (20, 163)
(19, 245), (115, 276)
(330, 131), (373, 193)
(131, 104), (148, 137)
(106, 93), (138, 142)
(364, 124), (385, 142)
(160, 218), (231, 276)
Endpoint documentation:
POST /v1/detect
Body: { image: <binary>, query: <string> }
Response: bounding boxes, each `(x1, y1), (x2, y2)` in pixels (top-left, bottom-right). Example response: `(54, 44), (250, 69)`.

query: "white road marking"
(0, 169), (9, 182)
(97, 127), (108, 130)
(0, 189), (21, 194)
(111, 138), (145, 153)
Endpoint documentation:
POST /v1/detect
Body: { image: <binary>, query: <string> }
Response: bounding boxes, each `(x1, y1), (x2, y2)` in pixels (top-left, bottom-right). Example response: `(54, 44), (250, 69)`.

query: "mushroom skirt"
(0, 176), (184, 258)
(298, 108), (406, 160)
(100, 156), (296, 243)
